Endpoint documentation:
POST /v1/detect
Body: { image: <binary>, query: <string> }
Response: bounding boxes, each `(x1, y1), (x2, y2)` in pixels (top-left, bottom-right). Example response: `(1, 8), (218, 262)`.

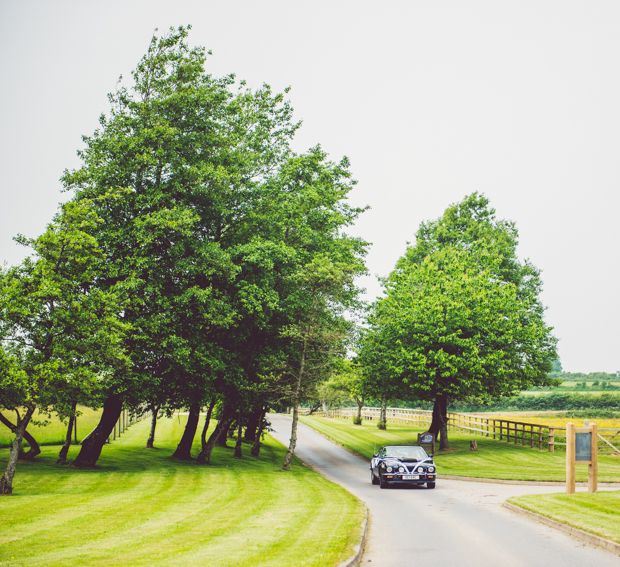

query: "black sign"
(418, 433), (434, 445)
(575, 432), (592, 462)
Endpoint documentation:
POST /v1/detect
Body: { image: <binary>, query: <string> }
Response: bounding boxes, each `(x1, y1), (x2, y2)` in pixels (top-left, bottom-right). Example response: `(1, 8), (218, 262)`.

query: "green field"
(301, 416), (620, 482)
(520, 390), (620, 397)
(509, 491), (620, 544)
(0, 416), (363, 567)
(0, 407), (102, 446)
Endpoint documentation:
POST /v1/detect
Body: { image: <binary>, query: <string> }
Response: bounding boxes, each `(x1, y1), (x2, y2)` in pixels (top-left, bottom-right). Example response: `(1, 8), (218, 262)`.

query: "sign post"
(588, 422), (598, 493)
(565, 422), (598, 494)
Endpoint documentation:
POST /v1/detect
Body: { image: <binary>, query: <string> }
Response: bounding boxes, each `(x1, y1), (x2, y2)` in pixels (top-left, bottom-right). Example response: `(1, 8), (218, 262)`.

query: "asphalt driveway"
(269, 414), (619, 567)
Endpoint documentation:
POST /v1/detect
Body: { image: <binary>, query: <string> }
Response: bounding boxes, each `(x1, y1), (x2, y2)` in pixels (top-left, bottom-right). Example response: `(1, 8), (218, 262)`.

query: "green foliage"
(318, 359), (366, 409)
(359, 193), (557, 407)
(58, 26), (367, 425)
(451, 392), (620, 412)
(549, 370), (619, 383)
(0, 26), (368, 479)
(0, 198), (128, 414)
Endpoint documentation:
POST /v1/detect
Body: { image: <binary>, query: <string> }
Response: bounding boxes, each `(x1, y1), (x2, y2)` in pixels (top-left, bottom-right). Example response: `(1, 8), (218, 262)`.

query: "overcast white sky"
(1, 1), (619, 372)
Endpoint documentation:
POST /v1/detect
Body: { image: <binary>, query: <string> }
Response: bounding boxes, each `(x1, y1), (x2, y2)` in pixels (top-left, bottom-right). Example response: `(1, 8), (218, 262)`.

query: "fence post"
(549, 427), (555, 452)
(514, 423), (518, 445)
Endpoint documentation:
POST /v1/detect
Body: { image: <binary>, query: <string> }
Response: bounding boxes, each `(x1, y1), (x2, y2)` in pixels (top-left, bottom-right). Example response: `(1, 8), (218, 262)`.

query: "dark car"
(370, 445), (436, 489)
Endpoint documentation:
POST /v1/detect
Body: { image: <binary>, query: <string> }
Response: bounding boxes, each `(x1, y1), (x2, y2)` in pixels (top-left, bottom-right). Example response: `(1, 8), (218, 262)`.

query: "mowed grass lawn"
(0, 407), (103, 446)
(300, 416), (620, 482)
(509, 491), (620, 544)
(0, 416), (364, 567)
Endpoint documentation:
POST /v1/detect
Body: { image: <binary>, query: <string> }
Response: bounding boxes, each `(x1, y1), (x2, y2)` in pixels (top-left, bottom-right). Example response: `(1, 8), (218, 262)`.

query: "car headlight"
(398, 466), (405, 473)
(386, 466), (393, 473)
(416, 467), (423, 473)
(428, 466), (435, 473)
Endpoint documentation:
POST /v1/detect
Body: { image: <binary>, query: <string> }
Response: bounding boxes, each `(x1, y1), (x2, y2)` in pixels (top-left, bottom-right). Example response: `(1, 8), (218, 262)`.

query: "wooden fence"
(313, 406), (620, 454)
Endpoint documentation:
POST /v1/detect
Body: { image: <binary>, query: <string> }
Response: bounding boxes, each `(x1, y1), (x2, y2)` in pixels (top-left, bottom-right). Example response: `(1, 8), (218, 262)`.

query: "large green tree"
(62, 26), (299, 465)
(359, 194), (557, 448)
(55, 26), (368, 468)
(0, 199), (127, 493)
(318, 359), (367, 423)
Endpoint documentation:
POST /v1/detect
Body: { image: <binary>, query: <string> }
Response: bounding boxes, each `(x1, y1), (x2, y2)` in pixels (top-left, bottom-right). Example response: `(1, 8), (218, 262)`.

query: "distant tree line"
(549, 371), (620, 382)
(451, 392), (620, 412)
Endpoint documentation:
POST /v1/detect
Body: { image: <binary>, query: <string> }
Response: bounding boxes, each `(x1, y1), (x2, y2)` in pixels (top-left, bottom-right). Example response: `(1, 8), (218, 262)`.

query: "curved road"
(269, 414), (618, 567)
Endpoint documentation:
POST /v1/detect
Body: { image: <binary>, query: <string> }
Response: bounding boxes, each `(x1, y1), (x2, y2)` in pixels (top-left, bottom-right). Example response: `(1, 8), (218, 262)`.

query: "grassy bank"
(0, 416), (364, 567)
(301, 416), (620, 482)
(508, 491), (620, 544)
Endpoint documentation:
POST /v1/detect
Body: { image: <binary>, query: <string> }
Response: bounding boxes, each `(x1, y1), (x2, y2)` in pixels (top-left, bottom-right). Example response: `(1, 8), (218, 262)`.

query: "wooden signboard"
(566, 422), (598, 494)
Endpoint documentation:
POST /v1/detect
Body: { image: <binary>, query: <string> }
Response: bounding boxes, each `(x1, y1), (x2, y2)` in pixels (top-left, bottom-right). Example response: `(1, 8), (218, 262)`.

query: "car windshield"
(384, 446), (428, 460)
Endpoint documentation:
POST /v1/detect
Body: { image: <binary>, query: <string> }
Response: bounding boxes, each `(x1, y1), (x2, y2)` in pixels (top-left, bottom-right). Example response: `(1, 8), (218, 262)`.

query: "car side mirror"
(372, 454), (377, 458)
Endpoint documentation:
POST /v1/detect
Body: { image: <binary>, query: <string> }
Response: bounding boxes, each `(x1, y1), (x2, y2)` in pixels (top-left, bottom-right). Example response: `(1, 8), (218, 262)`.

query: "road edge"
(339, 506), (369, 567)
(269, 416), (370, 567)
(441, 474), (620, 487)
(300, 417), (620, 487)
(502, 501), (620, 557)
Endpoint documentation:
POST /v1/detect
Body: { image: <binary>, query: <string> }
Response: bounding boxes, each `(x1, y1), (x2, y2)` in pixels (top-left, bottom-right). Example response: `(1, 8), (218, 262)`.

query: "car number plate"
(402, 475), (419, 480)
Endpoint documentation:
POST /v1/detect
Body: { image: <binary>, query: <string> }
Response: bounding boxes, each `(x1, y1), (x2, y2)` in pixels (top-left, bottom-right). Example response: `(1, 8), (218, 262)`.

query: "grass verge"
(0, 415), (364, 567)
(300, 415), (620, 482)
(508, 491), (620, 544)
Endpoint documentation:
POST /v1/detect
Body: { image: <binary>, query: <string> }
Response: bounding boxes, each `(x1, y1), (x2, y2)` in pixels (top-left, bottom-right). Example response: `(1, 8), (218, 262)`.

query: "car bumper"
(382, 474), (436, 485)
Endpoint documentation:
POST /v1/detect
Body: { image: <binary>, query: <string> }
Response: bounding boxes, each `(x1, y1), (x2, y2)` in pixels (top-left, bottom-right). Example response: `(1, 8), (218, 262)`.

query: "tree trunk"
(429, 394), (449, 449)
(283, 336), (307, 471)
(353, 399), (363, 425)
(146, 405), (159, 449)
(244, 406), (262, 442)
(0, 411), (41, 460)
(74, 394), (123, 468)
(1, 405), (35, 495)
(217, 419), (235, 447)
(250, 409), (267, 457)
(377, 398), (387, 430)
(200, 399), (216, 449)
(171, 402), (200, 460)
(234, 420), (243, 458)
(57, 401), (77, 464)
(196, 403), (234, 464)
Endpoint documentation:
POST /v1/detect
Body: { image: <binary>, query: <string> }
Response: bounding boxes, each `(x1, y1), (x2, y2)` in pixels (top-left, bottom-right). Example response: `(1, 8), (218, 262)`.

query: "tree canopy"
(358, 194), (557, 447)
(0, 26), (367, 491)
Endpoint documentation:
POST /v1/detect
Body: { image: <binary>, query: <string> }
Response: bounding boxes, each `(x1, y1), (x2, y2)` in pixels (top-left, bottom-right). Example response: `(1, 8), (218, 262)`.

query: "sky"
(1, 1), (618, 372)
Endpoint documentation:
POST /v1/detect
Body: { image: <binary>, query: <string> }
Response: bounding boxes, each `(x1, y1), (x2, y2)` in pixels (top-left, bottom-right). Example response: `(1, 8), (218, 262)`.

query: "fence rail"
(312, 406), (620, 454)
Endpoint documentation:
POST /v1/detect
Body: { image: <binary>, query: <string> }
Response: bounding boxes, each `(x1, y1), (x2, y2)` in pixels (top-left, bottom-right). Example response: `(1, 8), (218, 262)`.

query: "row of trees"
(0, 27), (367, 494)
(1, 28), (558, 495)
(320, 195), (558, 449)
